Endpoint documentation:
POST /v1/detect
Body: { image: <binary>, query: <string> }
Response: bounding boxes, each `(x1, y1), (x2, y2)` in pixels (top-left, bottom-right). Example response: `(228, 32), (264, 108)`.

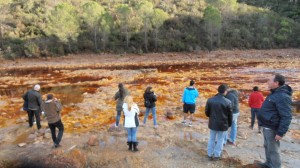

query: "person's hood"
(227, 89), (239, 96)
(273, 85), (293, 96)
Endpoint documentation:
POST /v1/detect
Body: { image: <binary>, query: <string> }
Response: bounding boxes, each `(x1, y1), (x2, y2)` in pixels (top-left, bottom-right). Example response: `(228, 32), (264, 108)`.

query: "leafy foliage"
(0, 0), (299, 58)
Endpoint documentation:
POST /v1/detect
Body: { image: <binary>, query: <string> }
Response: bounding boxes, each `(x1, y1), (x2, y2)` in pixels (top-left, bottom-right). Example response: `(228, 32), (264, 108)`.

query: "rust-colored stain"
(1, 57), (299, 132)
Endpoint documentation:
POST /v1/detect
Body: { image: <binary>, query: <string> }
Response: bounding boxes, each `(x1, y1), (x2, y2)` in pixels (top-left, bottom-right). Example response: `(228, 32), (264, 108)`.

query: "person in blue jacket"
(257, 74), (292, 168)
(182, 80), (199, 127)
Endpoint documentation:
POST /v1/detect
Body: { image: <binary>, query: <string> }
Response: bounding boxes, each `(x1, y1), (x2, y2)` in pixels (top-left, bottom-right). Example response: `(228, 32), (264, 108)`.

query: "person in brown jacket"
(43, 94), (64, 148)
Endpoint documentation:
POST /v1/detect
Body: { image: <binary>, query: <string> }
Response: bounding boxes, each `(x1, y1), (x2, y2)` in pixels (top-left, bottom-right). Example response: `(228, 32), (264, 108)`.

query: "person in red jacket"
(248, 86), (265, 133)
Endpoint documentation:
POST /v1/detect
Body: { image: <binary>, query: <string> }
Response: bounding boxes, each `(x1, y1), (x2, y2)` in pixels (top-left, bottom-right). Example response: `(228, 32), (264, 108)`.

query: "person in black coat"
(143, 86), (158, 128)
(205, 84), (232, 160)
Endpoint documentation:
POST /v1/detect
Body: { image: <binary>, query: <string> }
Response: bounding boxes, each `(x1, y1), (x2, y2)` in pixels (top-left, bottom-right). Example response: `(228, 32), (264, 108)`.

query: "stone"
(166, 111), (176, 119)
(73, 122), (82, 128)
(18, 143), (27, 147)
(27, 134), (37, 142)
(87, 135), (98, 146)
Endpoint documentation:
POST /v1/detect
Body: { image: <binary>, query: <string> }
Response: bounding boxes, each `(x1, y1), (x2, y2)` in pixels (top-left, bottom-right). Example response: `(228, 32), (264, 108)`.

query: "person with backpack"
(182, 80), (199, 127)
(123, 96), (140, 152)
(143, 86), (158, 128)
(42, 94), (64, 148)
(114, 83), (129, 127)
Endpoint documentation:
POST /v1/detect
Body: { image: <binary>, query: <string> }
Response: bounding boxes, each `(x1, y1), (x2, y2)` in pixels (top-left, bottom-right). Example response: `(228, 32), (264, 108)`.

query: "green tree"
(47, 2), (79, 52)
(115, 4), (131, 49)
(151, 8), (169, 51)
(203, 6), (222, 50)
(99, 12), (114, 50)
(81, 1), (104, 51)
(137, 1), (154, 52)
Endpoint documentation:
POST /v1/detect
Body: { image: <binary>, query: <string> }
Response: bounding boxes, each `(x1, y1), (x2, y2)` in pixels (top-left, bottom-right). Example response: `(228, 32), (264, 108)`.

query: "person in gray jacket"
(224, 89), (239, 145)
(114, 83), (129, 127)
(43, 94), (64, 148)
(22, 84), (43, 129)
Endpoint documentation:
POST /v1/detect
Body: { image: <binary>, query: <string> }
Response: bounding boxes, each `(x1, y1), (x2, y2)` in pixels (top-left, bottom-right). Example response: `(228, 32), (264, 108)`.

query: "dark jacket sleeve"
(227, 102), (233, 127)
(55, 101), (62, 112)
(275, 95), (292, 137)
(37, 93), (44, 112)
(205, 100), (210, 117)
(152, 94), (157, 102)
(114, 91), (120, 100)
(22, 92), (28, 101)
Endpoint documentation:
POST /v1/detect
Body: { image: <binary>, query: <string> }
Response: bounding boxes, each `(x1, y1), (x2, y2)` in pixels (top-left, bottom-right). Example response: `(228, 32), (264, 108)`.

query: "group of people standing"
(22, 73), (293, 168)
(205, 74), (292, 168)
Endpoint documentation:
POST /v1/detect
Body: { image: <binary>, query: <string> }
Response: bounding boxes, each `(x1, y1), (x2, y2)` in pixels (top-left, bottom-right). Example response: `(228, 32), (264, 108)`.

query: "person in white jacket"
(123, 96), (140, 152)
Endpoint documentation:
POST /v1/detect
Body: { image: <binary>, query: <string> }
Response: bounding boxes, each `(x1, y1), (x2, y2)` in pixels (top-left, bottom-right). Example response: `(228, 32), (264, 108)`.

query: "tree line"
(0, 0), (299, 59)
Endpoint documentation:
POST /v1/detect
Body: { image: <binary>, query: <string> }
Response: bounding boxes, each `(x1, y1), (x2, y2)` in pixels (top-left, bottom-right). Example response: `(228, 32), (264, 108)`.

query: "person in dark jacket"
(248, 86), (265, 133)
(205, 84), (232, 160)
(22, 84), (43, 129)
(114, 83), (129, 127)
(224, 89), (239, 145)
(43, 94), (64, 148)
(182, 80), (199, 127)
(257, 74), (292, 168)
(143, 86), (158, 128)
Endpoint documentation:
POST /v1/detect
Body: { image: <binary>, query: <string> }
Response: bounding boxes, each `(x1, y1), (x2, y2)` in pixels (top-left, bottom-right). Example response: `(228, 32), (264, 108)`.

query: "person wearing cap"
(42, 94), (64, 148)
(22, 84), (43, 129)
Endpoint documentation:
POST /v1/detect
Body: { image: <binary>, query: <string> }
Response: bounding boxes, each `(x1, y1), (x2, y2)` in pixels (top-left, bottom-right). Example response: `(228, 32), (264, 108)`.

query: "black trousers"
(28, 110), (41, 129)
(49, 120), (64, 145)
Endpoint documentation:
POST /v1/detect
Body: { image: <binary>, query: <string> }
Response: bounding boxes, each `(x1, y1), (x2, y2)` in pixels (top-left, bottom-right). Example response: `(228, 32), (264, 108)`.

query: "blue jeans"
(115, 110), (121, 126)
(224, 113), (239, 144)
(207, 129), (226, 157)
(143, 107), (157, 125)
(126, 127), (138, 142)
(251, 108), (261, 130)
(263, 128), (281, 168)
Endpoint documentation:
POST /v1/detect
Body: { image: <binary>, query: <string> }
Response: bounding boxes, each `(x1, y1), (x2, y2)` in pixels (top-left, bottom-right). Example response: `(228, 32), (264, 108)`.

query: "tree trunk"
(94, 27), (97, 51)
(144, 21), (148, 52)
(125, 24), (129, 49)
(155, 29), (158, 51)
(0, 24), (3, 49)
(210, 23), (213, 51)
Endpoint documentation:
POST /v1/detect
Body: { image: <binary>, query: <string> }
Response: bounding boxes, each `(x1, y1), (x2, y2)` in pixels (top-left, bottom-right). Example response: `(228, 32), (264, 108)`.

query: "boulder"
(18, 143), (27, 147)
(87, 135), (98, 146)
(166, 111), (176, 119)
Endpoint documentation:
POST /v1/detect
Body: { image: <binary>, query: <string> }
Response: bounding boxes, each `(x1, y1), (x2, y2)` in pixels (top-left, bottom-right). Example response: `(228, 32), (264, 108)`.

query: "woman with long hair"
(123, 96), (140, 151)
(143, 86), (158, 128)
(114, 83), (128, 127)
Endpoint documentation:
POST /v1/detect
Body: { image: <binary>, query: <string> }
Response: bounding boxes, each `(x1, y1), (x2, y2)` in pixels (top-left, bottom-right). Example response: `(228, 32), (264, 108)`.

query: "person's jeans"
(263, 128), (281, 168)
(143, 107), (157, 125)
(28, 110), (41, 129)
(126, 127), (138, 142)
(207, 129), (226, 157)
(116, 110), (121, 126)
(49, 120), (64, 145)
(251, 108), (261, 130)
(224, 113), (239, 144)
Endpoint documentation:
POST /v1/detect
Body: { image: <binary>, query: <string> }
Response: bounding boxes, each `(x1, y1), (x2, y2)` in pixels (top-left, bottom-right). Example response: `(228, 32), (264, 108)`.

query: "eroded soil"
(0, 49), (300, 168)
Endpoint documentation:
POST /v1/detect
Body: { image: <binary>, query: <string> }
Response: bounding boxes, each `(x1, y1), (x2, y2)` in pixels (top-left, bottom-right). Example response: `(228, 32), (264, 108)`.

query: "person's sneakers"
(208, 156), (213, 161)
(227, 141), (236, 146)
(258, 130), (262, 134)
(54, 144), (61, 148)
(213, 157), (222, 161)
(181, 121), (187, 125)
(154, 125), (158, 129)
(249, 125), (253, 130)
(256, 162), (271, 168)
(188, 123), (192, 127)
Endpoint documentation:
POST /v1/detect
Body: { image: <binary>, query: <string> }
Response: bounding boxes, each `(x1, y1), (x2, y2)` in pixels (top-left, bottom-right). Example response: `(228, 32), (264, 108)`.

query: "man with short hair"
(205, 84), (232, 160)
(248, 86), (264, 133)
(23, 84), (43, 129)
(257, 74), (292, 168)
(182, 80), (199, 127)
(43, 94), (64, 148)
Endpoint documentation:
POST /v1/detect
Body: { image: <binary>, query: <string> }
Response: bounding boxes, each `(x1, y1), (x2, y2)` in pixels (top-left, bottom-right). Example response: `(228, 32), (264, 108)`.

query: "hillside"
(0, 0), (299, 59)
